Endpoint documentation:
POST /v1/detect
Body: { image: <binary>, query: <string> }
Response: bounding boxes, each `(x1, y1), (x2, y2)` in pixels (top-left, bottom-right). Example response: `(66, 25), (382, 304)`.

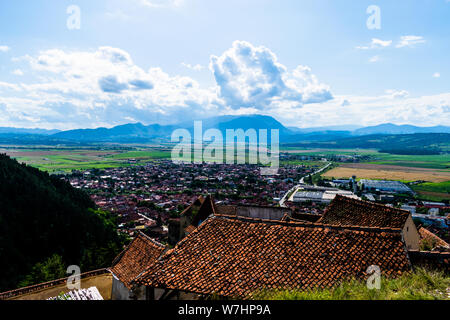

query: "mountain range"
(0, 115), (449, 145)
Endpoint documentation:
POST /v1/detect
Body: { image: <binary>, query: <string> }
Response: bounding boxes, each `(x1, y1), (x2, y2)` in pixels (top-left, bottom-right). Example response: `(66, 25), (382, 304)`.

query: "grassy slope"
(10, 149), (172, 172)
(257, 269), (449, 300)
(411, 181), (450, 201)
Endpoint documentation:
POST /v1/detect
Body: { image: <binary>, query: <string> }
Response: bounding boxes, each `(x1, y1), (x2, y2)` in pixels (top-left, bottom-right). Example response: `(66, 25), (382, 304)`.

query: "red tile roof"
(418, 227), (450, 250)
(135, 216), (411, 298)
(109, 233), (165, 289)
(319, 195), (410, 229)
(215, 205), (237, 216)
(408, 250), (450, 273)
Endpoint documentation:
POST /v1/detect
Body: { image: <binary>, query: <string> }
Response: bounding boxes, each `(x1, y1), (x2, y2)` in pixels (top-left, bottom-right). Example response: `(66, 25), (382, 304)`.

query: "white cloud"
(210, 40), (332, 110)
(369, 55), (380, 63)
(181, 62), (204, 71)
(139, 0), (184, 8)
(341, 99), (351, 107)
(396, 35), (426, 48)
(1, 41), (449, 129)
(385, 89), (409, 99)
(271, 93), (450, 128)
(356, 38), (392, 50)
(12, 69), (24, 76)
(0, 45), (10, 52)
(433, 72), (441, 78)
(0, 46), (220, 129)
(372, 38), (392, 47)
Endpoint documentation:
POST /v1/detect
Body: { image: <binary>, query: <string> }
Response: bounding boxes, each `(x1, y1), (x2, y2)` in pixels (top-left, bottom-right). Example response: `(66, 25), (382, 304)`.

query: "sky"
(0, 0), (449, 130)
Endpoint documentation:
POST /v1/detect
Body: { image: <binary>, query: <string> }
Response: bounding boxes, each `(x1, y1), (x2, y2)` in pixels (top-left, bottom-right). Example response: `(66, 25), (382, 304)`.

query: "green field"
(411, 181), (450, 201)
(0, 147), (172, 173)
(2, 146), (449, 201)
(282, 148), (450, 170)
(282, 148), (450, 201)
(107, 150), (172, 160)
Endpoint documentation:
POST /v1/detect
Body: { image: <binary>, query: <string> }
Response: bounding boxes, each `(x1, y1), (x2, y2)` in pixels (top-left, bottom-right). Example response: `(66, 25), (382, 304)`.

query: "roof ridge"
(214, 214), (403, 234)
(111, 232), (164, 268)
(408, 250), (450, 256)
(136, 232), (166, 248)
(333, 195), (410, 215)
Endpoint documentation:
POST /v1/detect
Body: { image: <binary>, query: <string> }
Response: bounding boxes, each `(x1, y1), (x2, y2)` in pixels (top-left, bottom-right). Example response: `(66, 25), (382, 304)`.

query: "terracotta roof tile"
(319, 195), (410, 229)
(109, 233), (165, 289)
(215, 205), (237, 216)
(418, 227), (450, 250)
(135, 216), (411, 298)
(408, 250), (450, 273)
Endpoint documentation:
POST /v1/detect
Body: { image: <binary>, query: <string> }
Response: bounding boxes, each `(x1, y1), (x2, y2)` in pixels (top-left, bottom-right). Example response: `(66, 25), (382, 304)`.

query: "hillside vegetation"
(257, 268), (449, 300)
(0, 154), (126, 291)
(285, 133), (450, 155)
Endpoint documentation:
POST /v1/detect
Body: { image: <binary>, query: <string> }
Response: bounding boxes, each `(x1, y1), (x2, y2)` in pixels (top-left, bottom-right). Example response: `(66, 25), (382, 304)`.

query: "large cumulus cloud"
(0, 41), (449, 129)
(210, 41), (333, 110)
(1, 46), (221, 128)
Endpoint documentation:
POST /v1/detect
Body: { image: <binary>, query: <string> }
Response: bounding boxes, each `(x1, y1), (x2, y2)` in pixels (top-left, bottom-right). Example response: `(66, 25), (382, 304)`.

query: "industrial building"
(291, 185), (359, 204)
(359, 179), (413, 194)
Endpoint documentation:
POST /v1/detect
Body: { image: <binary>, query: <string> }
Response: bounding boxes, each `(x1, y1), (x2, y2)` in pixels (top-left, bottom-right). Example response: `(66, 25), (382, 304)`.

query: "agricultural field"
(2, 145), (449, 201)
(322, 163), (450, 183)
(410, 181), (450, 201)
(283, 148), (450, 201)
(0, 147), (172, 173)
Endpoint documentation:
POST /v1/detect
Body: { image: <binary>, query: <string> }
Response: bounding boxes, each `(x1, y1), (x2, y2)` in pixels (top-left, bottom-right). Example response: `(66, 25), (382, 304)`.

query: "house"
(108, 232), (165, 300)
(215, 204), (291, 221)
(168, 195), (214, 245)
(169, 195), (292, 245)
(418, 226), (450, 251)
(428, 208), (439, 216)
(134, 215), (411, 300)
(401, 205), (416, 214)
(319, 195), (420, 250)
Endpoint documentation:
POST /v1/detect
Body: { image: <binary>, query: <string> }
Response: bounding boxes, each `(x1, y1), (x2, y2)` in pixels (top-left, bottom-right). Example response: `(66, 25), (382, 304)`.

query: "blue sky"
(0, 0), (449, 129)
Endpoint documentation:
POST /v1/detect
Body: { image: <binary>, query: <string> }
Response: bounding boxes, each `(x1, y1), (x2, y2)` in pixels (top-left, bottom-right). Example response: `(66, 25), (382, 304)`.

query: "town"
(61, 153), (449, 246)
(64, 158), (322, 242)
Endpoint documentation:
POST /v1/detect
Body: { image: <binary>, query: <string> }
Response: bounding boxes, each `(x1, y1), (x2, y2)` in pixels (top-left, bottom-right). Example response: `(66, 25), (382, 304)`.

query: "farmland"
(322, 163), (450, 183)
(2, 145), (449, 201)
(282, 148), (450, 201)
(0, 147), (172, 173)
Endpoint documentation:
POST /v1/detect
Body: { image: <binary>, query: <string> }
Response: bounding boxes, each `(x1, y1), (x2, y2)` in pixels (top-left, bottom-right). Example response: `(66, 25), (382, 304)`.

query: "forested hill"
(284, 133), (450, 155)
(0, 154), (125, 292)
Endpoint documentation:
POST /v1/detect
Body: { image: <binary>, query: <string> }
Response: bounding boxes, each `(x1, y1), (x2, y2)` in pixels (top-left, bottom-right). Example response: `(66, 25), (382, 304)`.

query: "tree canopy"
(0, 154), (126, 291)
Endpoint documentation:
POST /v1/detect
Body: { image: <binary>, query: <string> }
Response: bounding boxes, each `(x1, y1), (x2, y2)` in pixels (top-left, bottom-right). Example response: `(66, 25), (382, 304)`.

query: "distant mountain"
(202, 115), (292, 136)
(354, 123), (450, 135)
(288, 125), (362, 133)
(1, 117), (449, 145)
(285, 133), (450, 155)
(53, 122), (176, 142)
(0, 127), (60, 135)
(52, 115), (294, 143)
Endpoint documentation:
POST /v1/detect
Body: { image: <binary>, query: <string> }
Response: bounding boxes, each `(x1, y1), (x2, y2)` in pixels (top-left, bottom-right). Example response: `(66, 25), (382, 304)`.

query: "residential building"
(134, 215), (412, 299)
(109, 233), (165, 300)
(319, 195), (420, 250)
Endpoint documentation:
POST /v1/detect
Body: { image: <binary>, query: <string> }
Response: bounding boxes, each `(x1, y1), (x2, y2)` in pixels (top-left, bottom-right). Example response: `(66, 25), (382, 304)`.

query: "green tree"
(18, 254), (66, 288)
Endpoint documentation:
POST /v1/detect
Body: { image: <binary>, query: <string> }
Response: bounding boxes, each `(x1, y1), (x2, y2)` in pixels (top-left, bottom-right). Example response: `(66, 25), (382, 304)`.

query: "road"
(279, 162), (332, 207)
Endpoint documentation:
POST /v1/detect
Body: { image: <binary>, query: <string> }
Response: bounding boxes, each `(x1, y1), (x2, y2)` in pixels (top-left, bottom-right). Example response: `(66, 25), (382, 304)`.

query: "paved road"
(279, 162), (332, 207)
